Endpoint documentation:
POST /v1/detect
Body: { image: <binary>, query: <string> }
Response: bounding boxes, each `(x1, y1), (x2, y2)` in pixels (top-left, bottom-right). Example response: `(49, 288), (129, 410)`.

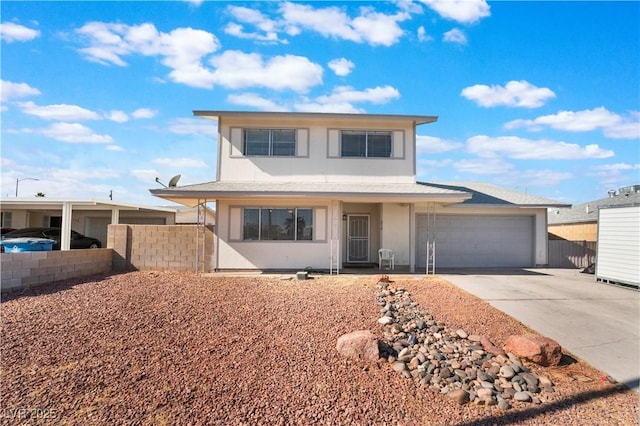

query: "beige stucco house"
(151, 111), (567, 272)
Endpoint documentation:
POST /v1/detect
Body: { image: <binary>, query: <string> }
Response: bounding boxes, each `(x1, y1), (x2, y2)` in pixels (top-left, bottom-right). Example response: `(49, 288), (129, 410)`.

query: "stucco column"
(409, 203), (416, 272)
(60, 202), (73, 250)
(111, 208), (120, 225)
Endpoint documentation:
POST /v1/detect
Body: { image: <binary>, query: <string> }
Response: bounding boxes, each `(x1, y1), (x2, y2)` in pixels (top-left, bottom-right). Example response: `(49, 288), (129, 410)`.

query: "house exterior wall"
(217, 116), (416, 184)
(215, 199), (336, 270)
(548, 222), (597, 241)
(381, 203), (412, 266)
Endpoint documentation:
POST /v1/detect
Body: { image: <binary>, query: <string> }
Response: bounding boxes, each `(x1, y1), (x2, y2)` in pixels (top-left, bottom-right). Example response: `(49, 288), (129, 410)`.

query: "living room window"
(244, 129), (296, 156)
(243, 208), (313, 241)
(341, 130), (392, 157)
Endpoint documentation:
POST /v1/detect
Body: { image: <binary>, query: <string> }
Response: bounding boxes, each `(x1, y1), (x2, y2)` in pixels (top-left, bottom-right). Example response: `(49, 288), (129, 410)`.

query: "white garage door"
(416, 215), (534, 268)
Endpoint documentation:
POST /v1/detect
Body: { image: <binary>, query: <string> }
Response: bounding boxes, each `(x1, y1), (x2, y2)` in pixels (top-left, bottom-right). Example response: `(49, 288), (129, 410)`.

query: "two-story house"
(151, 111), (567, 272)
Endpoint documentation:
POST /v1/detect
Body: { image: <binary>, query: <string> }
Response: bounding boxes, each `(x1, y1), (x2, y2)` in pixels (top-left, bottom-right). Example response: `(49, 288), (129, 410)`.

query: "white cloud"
(592, 163), (640, 172)
(416, 135), (463, 154)
(153, 157), (207, 168)
(1, 80), (41, 102)
(106, 145), (125, 151)
(0, 22), (40, 43)
(183, 0), (203, 6)
(505, 107), (640, 139)
(293, 101), (363, 114)
(224, 6), (281, 43)
(467, 135), (615, 160)
(17, 101), (101, 121)
(75, 21), (328, 93)
(168, 118), (218, 137)
(223, 22), (281, 43)
(461, 80), (556, 108)
(328, 58), (355, 77)
(454, 157), (514, 175)
(38, 123), (113, 143)
(500, 169), (574, 187)
(315, 85), (400, 105)
(209, 50), (323, 93)
(417, 26), (432, 42)
(443, 28), (467, 44)
(419, 0), (490, 24)
(280, 2), (408, 47)
(589, 163), (640, 189)
(131, 108), (157, 119)
(107, 110), (129, 123)
(76, 22), (221, 89)
(131, 169), (159, 182)
(227, 93), (287, 111)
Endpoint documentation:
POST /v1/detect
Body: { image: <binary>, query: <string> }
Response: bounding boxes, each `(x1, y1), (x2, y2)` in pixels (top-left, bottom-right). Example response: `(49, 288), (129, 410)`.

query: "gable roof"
(548, 191), (640, 224)
(426, 182), (570, 208)
(193, 110), (438, 126)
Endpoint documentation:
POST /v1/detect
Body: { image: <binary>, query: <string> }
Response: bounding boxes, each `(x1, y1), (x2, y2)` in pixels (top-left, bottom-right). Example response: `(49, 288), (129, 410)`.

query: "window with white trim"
(244, 129), (296, 156)
(341, 130), (392, 157)
(243, 208), (313, 241)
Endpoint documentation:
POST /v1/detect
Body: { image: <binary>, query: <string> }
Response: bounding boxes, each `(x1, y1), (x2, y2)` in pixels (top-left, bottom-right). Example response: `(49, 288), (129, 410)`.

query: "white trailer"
(595, 205), (640, 288)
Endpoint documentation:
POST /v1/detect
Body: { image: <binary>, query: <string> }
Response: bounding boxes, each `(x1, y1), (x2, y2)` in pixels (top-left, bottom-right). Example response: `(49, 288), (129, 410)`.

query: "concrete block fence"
(1, 249), (112, 292)
(108, 224), (215, 272)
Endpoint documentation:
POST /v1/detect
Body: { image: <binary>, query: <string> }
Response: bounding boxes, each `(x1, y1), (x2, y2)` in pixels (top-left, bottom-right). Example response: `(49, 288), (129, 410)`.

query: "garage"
(416, 214), (534, 268)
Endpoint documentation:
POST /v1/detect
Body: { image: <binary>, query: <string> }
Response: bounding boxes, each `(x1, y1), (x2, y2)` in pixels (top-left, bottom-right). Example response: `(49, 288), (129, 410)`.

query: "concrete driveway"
(438, 268), (640, 392)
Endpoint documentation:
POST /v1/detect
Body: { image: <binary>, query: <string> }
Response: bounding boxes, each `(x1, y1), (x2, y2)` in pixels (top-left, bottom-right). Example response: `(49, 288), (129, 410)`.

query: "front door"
(347, 214), (370, 263)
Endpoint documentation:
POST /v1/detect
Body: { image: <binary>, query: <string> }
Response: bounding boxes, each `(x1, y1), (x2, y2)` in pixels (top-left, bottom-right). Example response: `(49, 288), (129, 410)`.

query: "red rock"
(480, 335), (506, 356)
(373, 275), (391, 285)
(336, 330), (380, 362)
(504, 334), (562, 367)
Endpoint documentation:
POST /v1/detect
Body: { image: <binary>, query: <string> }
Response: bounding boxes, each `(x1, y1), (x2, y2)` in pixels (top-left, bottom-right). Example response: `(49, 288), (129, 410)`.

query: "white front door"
(347, 214), (370, 262)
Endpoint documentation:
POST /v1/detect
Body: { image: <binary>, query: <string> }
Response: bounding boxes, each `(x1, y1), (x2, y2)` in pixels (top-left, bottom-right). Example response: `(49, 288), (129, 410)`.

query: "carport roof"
(0, 198), (179, 212)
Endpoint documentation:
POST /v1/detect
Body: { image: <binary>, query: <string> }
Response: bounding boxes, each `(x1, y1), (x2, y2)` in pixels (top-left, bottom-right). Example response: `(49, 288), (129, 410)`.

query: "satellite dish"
(168, 174), (181, 188)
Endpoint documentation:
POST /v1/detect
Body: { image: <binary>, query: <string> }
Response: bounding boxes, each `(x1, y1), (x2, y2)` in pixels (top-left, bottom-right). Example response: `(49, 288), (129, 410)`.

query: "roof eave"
(192, 110), (438, 126)
(149, 188), (471, 207)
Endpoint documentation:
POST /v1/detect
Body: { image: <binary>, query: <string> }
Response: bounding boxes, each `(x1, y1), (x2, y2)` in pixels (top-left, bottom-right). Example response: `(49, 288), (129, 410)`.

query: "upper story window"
(244, 129), (296, 156)
(341, 130), (392, 158)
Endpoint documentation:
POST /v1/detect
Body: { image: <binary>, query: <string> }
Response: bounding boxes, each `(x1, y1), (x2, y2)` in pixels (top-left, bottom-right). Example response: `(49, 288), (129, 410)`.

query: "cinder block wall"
(1, 249), (112, 292)
(108, 224), (215, 272)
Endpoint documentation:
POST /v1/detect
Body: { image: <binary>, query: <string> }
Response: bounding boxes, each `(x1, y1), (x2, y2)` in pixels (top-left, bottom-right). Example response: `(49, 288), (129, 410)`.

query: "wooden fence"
(548, 240), (596, 268)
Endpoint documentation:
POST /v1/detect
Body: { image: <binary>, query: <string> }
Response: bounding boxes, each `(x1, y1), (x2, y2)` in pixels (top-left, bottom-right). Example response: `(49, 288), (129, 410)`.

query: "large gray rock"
(336, 330), (380, 362)
(505, 334), (562, 367)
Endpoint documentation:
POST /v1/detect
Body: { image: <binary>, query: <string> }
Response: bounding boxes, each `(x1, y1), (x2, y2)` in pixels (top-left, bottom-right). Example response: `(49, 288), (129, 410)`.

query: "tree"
(35, 192), (45, 197)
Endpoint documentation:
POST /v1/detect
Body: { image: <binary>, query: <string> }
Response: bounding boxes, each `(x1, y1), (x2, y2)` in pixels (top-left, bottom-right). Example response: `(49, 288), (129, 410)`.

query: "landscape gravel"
(1, 271), (637, 425)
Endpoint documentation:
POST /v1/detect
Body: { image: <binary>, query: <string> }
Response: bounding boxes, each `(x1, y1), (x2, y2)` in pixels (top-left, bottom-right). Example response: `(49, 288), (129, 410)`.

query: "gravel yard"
(1, 271), (637, 425)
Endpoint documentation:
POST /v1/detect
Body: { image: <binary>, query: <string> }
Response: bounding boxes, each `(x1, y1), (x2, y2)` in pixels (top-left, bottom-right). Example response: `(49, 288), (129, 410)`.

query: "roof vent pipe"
(608, 190), (616, 198)
(586, 204), (591, 214)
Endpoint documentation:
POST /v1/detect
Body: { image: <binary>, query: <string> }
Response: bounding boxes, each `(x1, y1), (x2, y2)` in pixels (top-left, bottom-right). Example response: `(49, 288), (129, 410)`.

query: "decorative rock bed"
(374, 279), (555, 409)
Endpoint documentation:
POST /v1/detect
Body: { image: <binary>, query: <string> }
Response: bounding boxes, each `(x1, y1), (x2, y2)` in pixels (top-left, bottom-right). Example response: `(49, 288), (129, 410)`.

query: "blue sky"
(1, 0), (638, 206)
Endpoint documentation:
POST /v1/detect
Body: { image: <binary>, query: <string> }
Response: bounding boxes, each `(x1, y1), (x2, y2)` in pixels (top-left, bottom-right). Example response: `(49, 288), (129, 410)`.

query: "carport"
(1, 199), (177, 250)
